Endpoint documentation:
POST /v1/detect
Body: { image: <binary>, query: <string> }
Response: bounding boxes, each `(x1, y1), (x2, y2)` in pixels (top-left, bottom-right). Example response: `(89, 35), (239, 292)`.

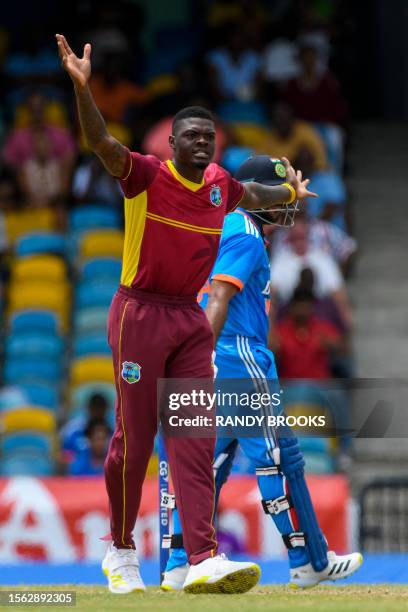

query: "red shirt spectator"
(284, 45), (347, 126)
(275, 287), (341, 379)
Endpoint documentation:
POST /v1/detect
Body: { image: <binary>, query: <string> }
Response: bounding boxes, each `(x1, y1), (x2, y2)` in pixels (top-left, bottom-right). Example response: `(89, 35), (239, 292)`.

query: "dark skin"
(56, 33), (317, 209)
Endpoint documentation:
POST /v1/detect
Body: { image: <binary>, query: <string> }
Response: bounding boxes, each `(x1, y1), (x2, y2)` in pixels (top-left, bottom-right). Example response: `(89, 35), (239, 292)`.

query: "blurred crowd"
(0, 0), (358, 476)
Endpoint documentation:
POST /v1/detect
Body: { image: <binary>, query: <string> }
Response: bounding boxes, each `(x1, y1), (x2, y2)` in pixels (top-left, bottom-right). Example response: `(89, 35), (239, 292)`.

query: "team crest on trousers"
(210, 184), (222, 207)
(121, 361), (141, 383)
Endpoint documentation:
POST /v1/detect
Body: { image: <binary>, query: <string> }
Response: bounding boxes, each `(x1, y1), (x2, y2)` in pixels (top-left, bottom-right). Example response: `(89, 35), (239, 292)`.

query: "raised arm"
(239, 158), (317, 211)
(56, 34), (127, 177)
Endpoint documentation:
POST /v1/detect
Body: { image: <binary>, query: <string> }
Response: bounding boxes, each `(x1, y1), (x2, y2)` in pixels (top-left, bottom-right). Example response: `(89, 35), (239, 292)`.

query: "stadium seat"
(69, 205), (121, 233)
(2, 406), (56, 433)
(5, 332), (64, 359)
(79, 229), (124, 259)
(15, 232), (66, 257)
(221, 146), (254, 174)
(81, 257), (122, 282)
(2, 432), (52, 455)
(74, 307), (109, 334)
(8, 282), (70, 329)
(0, 453), (54, 476)
(70, 356), (114, 386)
(73, 333), (111, 357)
(8, 310), (60, 335)
(11, 255), (67, 284)
(5, 208), (57, 244)
(217, 101), (268, 125)
(75, 280), (116, 310)
(0, 386), (29, 411)
(4, 358), (62, 386)
(18, 383), (59, 411)
(69, 382), (116, 413)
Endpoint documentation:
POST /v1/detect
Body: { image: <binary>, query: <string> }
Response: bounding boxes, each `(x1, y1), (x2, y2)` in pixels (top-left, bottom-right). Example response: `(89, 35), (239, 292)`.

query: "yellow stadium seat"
(1, 407), (56, 433)
(80, 229), (124, 259)
(231, 122), (270, 150)
(8, 282), (71, 329)
(70, 356), (114, 386)
(5, 208), (57, 244)
(11, 255), (67, 284)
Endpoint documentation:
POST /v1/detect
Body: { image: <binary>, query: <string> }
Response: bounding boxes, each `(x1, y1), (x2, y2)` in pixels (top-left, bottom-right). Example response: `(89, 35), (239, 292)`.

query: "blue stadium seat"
(69, 205), (121, 233)
(5, 332), (64, 359)
(74, 307), (109, 334)
(75, 281), (116, 310)
(2, 432), (51, 455)
(9, 310), (60, 335)
(4, 358), (62, 386)
(16, 232), (66, 257)
(81, 257), (122, 282)
(217, 101), (268, 125)
(73, 333), (111, 357)
(18, 383), (59, 410)
(0, 386), (29, 411)
(221, 146), (254, 174)
(0, 452), (54, 476)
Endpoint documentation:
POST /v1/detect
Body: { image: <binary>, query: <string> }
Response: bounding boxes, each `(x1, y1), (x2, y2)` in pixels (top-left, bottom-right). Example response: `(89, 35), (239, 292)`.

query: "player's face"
(171, 118), (216, 169)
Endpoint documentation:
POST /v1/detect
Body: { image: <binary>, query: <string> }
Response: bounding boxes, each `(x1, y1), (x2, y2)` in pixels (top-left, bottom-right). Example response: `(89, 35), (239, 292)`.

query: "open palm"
(56, 34), (91, 89)
(281, 157), (318, 200)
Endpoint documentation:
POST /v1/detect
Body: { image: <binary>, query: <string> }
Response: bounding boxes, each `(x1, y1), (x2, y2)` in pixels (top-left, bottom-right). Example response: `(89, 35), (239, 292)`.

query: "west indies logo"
(121, 361), (141, 383)
(210, 184), (222, 207)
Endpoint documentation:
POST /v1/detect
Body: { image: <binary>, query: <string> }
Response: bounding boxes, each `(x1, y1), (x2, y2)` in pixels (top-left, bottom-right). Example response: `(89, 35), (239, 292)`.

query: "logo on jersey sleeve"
(122, 361), (141, 383)
(210, 184), (222, 207)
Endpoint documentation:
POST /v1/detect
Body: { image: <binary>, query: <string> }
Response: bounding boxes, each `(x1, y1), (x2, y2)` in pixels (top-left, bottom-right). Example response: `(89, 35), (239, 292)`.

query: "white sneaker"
(183, 553), (260, 594)
(289, 551), (363, 589)
(161, 563), (190, 591)
(102, 543), (146, 594)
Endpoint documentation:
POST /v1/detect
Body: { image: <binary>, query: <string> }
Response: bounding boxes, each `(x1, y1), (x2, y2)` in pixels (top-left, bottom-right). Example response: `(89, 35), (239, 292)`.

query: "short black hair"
(291, 287), (315, 304)
(84, 417), (112, 439)
(172, 106), (214, 133)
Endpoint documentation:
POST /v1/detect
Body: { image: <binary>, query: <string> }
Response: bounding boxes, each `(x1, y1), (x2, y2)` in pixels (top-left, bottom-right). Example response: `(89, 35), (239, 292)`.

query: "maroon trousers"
(105, 286), (217, 564)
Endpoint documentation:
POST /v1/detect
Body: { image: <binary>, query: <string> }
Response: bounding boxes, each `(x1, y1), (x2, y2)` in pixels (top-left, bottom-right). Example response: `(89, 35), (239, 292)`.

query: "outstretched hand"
(56, 34), (91, 90)
(281, 157), (318, 200)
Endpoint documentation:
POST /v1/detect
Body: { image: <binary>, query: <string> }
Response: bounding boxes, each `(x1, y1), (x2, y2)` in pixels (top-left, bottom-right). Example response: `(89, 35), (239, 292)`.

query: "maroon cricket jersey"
(119, 150), (244, 296)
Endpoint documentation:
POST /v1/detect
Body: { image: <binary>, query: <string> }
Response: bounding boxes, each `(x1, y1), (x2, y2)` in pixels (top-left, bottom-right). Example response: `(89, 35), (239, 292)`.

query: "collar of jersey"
(167, 160), (205, 192)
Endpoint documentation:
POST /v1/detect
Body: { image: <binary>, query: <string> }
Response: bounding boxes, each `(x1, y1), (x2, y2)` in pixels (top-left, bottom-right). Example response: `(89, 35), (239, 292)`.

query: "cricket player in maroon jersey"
(56, 33), (317, 595)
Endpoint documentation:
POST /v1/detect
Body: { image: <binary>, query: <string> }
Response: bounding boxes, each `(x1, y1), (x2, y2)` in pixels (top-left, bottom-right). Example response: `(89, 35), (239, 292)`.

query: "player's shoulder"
(224, 208), (261, 240)
(204, 162), (231, 184)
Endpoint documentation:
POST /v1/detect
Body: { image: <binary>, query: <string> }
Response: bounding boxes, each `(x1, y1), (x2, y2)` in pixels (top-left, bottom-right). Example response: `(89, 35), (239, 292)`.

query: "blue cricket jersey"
(198, 208), (270, 345)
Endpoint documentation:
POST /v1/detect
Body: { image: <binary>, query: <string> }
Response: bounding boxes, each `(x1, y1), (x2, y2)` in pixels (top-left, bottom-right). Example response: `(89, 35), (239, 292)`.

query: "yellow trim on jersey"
(167, 160), (204, 192)
(146, 211), (222, 235)
(121, 192), (148, 286)
(118, 300), (132, 547)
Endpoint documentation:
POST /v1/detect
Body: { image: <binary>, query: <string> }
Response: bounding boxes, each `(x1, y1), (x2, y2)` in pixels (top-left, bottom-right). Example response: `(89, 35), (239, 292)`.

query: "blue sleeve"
(211, 232), (263, 290)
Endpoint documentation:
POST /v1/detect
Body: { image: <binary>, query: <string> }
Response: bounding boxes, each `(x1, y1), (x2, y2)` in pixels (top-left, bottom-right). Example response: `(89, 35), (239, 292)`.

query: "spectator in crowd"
(68, 418), (113, 476)
(60, 393), (110, 456)
(17, 129), (71, 208)
(272, 208), (357, 276)
(3, 90), (76, 181)
(273, 287), (342, 379)
(206, 22), (262, 103)
(294, 148), (349, 231)
(277, 267), (348, 336)
(232, 102), (328, 170)
(284, 43), (348, 126)
(270, 218), (352, 330)
(89, 52), (147, 124)
(72, 154), (123, 207)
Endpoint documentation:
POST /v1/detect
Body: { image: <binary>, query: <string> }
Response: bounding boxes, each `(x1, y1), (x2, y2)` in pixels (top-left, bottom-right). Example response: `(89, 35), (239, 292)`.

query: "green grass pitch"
(1, 585), (408, 612)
